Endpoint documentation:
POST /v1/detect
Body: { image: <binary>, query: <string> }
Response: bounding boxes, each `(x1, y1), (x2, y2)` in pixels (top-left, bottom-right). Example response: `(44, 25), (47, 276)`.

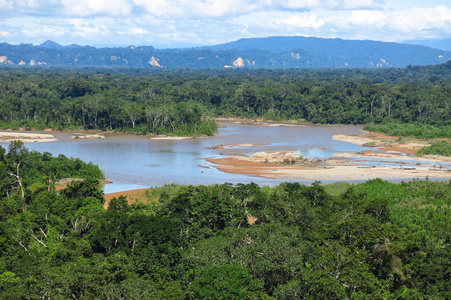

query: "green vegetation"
(0, 149), (450, 299)
(363, 123), (451, 156)
(364, 123), (451, 139)
(0, 141), (103, 200)
(0, 58), (450, 298)
(417, 141), (451, 156)
(0, 62), (451, 136)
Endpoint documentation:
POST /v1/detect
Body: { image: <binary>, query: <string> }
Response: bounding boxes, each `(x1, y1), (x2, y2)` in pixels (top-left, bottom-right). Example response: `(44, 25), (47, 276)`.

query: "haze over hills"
(404, 38), (451, 52)
(0, 36), (449, 69)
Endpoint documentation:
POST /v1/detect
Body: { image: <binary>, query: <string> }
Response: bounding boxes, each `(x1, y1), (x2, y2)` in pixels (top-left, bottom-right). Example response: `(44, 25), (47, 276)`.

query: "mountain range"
(404, 38), (451, 51)
(0, 36), (449, 69)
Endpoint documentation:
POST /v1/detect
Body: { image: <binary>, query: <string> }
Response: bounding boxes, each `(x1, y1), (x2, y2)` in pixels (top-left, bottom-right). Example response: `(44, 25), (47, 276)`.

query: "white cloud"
(0, 1), (450, 48)
(130, 0), (384, 20)
(132, 0), (257, 19)
(273, 14), (326, 29)
(280, 0), (383, 10)
(260, 5), (451, 42)
(60, 0), (133, 17)
(0, 0), (12, 9)
(392, 6), (451, 32)
(343, 6), (451, 39)
(0, 0), (62, 15)
(129, 27), (149, 34)
(341, 0), (383, 10)
(1, 0), (384, 19)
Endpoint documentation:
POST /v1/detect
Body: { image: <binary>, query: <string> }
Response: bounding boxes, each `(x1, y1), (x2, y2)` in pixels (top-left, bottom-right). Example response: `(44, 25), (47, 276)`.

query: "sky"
(0, 0), (450, 48)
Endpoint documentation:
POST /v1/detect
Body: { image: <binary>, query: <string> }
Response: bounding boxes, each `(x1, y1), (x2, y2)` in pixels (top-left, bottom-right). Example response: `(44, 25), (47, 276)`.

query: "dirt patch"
(332, 132), (429, 155)
(103, 188), (152, 209)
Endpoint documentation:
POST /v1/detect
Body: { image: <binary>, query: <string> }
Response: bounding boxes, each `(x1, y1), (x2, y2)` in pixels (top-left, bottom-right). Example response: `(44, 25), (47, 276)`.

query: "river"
(3, 122), (448, 193)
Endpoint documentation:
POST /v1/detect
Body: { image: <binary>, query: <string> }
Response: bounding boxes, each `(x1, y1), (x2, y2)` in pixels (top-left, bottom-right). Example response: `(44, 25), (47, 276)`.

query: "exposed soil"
(103, 188), (153, 209)
(332, 132), (430, 155)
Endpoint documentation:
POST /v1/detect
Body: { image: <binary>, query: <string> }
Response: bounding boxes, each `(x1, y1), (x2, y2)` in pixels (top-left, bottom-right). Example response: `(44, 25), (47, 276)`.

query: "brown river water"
(3, 122), (449, 193)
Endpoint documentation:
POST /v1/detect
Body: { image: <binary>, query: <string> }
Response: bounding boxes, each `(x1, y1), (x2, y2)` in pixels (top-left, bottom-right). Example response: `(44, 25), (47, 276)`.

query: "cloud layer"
(0, 0), (449, 48)
(1, 0), (384, 18)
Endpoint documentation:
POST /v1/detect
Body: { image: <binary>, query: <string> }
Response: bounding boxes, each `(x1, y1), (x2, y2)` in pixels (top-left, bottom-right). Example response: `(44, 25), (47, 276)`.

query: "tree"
(188, 264), (266, 299)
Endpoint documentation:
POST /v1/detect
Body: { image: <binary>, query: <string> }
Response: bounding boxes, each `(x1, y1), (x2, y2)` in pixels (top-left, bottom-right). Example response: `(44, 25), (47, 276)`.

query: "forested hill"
(202, 36), (451, 67)
(0, 36), (450, 69)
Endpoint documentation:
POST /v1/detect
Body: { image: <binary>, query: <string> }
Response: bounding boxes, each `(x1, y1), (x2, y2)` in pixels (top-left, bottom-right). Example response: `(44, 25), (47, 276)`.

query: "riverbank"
(216, 117), (309, 127)
(150, 136), (193, 140)
(332, 132), (430, 155)
(0, 131), (57, 143)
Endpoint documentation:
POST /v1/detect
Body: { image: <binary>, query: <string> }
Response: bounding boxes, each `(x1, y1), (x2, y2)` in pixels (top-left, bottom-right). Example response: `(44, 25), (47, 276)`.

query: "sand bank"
(202, 129), (451, 181)
(332, 132), (429, 155)
(333, 150), (451, 163)
(208, 143), (270, 149)
(150, 136), (192, 140)
(216, 117), (308, 127)
(0, 132), (57, 143)
(72, 133), (105, 139)
(205, 154), (450, 181)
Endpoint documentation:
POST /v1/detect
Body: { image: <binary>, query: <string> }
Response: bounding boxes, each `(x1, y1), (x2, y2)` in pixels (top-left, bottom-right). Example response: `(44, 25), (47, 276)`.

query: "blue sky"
(0, 0), (450, 48)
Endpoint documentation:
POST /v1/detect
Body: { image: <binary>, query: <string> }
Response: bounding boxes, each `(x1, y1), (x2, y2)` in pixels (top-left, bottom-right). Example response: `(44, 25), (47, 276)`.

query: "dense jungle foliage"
(417, 141), (451, 156)
(0, 141), (103, 200)
(0, 146), (450, 299)
(0, 60), (451, 138)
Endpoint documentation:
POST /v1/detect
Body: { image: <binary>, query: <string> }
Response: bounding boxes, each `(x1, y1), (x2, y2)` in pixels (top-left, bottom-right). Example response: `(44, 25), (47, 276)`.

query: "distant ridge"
(404, 38), (451, 51)
(39, 40), (64, 49)
(0, 36), (449, 69)
(203, 36), (427, 54)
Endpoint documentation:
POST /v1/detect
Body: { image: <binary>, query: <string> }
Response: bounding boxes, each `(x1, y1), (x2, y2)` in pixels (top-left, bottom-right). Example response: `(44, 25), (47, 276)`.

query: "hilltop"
(0, 36), (449, 69)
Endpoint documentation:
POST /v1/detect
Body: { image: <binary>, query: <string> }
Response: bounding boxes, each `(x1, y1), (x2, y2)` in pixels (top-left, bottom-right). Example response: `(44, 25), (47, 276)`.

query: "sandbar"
(0, 131), (57, 143)
(332, 132), (432, 155)
(205, 155), (450, 181)
(208, 143), (270, 149)
(204, 131), (451, 181)
(150, 136), (193, 140)
(333, 150), (451, 163)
